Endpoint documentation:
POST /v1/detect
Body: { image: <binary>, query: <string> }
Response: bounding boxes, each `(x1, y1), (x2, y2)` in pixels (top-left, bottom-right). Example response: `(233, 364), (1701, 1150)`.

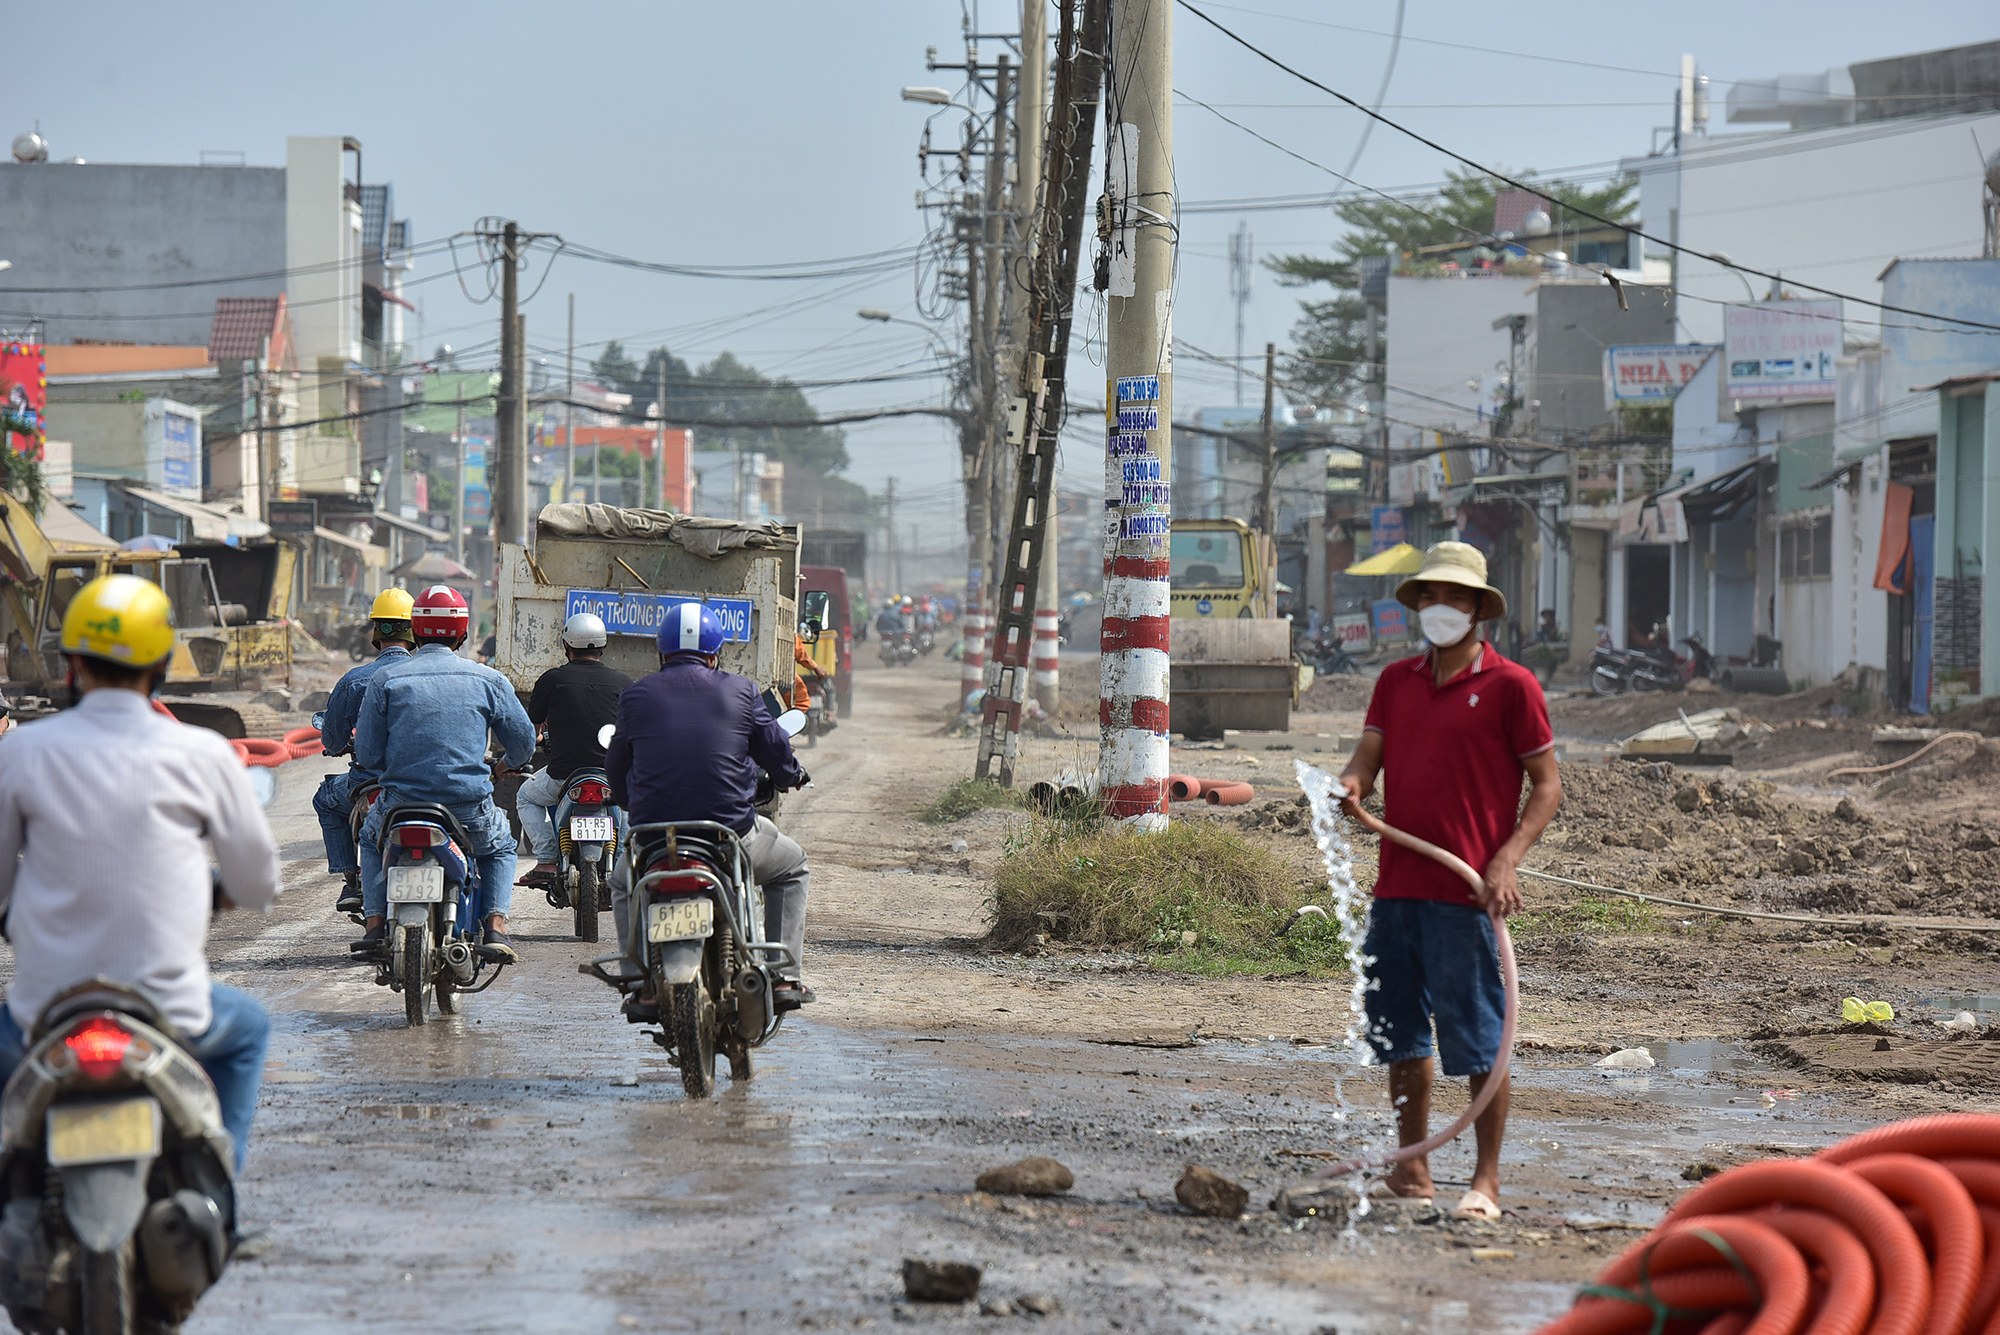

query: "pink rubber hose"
(1307, 800), (1519, 1182)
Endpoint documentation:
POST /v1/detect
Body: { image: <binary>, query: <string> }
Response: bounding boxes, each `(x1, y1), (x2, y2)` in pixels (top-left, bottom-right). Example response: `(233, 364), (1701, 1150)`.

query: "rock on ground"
(902, 1258), (982, 1303)
(975, 1156), (1074, 1196)
(1175, 1164), (1250, 1218)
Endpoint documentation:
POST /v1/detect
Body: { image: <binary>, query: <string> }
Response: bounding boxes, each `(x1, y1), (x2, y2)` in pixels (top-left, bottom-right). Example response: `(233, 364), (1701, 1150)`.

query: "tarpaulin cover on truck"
(535, 504), (794, 560)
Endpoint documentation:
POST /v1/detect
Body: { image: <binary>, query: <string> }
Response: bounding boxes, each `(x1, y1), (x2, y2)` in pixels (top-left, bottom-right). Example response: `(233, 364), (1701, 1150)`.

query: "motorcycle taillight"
(570, 781), (610, 804)
(65, 1018), (134, 1081)
(394, 825), (443, 848)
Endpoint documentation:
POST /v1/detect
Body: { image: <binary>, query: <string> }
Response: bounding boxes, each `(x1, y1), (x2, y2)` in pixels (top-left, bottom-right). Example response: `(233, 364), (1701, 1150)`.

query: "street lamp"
(900, 87), (954, 106)
(1706, 252), (1760, 302)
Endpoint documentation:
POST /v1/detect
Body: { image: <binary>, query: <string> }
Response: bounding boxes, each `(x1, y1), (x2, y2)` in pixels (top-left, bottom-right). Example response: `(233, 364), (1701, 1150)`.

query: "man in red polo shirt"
(1338, 540), (1562, 1221)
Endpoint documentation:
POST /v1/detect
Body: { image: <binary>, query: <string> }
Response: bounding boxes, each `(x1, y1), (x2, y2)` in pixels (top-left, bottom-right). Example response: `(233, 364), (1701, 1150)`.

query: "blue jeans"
(360, 797), (515, 922)
(1362, 898), (1506, 1078)
(0, 983), (269, 1173)
(312, 770), (365, 874)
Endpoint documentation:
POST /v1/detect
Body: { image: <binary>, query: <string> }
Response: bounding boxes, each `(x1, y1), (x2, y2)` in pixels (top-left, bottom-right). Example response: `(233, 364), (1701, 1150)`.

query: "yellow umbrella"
(1344, 542), (1423, 576)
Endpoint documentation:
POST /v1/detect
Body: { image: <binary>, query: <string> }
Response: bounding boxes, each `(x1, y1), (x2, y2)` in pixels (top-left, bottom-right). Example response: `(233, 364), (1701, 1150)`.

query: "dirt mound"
(1294, 672), (1375, 713)
(1536, 760), (2000, 922)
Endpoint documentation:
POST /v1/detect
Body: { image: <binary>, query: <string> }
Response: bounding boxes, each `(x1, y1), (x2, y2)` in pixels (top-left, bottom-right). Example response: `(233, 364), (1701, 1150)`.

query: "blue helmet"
(659, 601), (725, 657)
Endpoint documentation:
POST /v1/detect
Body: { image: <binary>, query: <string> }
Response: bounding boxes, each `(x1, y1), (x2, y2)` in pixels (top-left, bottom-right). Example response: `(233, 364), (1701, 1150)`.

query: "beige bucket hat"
(1395, 540), (1507, 621)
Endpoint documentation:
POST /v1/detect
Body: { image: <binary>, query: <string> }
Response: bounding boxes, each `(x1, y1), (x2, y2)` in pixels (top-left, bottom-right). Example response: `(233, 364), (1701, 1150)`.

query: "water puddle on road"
(1930, 994), (2000, 1014)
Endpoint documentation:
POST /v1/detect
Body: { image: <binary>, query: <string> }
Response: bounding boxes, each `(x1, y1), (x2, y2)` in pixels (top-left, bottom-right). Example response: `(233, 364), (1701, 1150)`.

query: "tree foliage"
(1266, 168), (1638, 409)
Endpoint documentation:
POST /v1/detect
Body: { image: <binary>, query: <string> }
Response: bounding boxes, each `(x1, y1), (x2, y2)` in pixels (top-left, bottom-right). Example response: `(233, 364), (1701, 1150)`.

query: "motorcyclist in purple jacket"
(606, 603), (814, 1010)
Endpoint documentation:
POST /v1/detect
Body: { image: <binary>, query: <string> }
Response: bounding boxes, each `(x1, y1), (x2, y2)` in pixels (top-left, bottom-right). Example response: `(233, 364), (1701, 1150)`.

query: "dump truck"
(1166, 516), (1294, 740)
(493, 504), (799, 701)
(0, 490), (296, 731)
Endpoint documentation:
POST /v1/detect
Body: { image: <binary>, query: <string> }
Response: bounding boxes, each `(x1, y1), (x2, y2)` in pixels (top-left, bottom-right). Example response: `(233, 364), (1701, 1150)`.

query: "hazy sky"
(8, 1), (1997, 557)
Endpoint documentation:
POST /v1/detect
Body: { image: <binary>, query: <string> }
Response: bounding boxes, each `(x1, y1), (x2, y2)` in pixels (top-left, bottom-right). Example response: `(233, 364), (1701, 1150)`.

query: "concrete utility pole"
(493, 221), (521, 553)
(960, 55), (1014, 709)
(1016, 0), (1061, 715)
(974, 0), (1106, 779)
(883, 476), (899, 594)
(1229, 223), (1253, 406)
(982, 54), (1015, 610)
(655, 355), (667, 511)
(1099, 0), (1174, 830)
(564, 293), (575, 505)
(454, 402), (467, 565)
(1257, 341), (1277, 533)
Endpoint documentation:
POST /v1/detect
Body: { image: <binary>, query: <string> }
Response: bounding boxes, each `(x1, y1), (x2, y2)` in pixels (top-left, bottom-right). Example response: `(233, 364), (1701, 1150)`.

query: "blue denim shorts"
(1362, 897), (1506, 1077)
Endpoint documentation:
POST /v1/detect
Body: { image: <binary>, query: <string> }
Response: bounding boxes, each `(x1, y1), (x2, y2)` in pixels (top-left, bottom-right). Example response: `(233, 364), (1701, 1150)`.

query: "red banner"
(0, 343), (46, 460)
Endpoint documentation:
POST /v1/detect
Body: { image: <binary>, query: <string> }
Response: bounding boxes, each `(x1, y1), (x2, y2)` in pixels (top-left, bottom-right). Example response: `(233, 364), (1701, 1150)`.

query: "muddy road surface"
(8, 654), (1989, 1333)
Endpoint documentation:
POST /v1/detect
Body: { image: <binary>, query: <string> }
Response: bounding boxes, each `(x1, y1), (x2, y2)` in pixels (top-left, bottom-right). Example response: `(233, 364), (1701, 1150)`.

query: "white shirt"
(0, 689), (281, 1034)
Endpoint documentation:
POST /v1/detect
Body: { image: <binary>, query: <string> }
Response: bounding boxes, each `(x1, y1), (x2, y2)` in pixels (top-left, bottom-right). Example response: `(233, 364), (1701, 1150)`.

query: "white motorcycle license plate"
(387, 864), (445, 903)
(647, 898), (714, 943)
(47, 1097), (162, 1167)
(569, 816), (614, 842)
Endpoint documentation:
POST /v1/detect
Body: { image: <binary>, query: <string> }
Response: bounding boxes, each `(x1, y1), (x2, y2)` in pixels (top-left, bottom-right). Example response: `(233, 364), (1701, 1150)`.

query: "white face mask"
(1419, 603), (1475, 647)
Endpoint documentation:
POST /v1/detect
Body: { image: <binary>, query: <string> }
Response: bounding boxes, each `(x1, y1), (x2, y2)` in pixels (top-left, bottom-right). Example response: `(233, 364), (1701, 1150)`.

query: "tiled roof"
(209, 296), (285, 363)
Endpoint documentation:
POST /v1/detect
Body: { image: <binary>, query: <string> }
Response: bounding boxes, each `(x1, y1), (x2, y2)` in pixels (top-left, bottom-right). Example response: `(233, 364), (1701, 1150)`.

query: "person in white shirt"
(0, 575), (281, 1170)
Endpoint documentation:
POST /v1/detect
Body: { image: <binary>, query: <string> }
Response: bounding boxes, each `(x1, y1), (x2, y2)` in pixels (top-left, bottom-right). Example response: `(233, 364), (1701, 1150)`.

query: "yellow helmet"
(369, 587), (415, 622)
(60, 574), (176, 668)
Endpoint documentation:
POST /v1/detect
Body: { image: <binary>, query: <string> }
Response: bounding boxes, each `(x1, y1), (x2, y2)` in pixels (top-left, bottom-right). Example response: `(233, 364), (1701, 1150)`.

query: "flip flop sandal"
(1453, 1189), (1502, 1221)
(1364, 1181), (1434, 1208)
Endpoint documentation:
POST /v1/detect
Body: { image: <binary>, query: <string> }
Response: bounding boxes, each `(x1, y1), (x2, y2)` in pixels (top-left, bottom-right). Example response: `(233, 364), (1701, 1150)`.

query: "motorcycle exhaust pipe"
(735, 968), (771, 1042)
(442, 939), (478, 984)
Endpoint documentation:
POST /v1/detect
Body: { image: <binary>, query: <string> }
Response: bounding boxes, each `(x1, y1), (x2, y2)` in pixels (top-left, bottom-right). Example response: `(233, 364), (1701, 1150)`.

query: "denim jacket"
(354, 644), (535, 809)
(321, 645), (411, 778)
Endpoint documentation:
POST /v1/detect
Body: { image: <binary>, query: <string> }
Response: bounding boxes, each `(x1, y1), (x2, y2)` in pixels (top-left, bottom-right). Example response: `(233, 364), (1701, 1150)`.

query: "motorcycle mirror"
(311, 711), (325, 732)
(776, 709), (808, 737)
(597, 723), (616, 749)
(247, 765), (280, 809)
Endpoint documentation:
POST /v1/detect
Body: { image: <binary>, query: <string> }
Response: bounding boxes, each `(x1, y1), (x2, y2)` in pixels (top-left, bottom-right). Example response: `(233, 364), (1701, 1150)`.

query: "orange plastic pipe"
(1648, 1160), (1927, 1335)
(283, 725), (322, 759)
(1307, 799), (1516, 1183)
(1542, 1217), (1810, 1335)
(1822, 1117), (2000, 1169)
(232, 737), (290, 769)
(1841, 1155), (1980, 1335)
(1167, 774), (1205, 802)
(1202, 782), (1256, 806)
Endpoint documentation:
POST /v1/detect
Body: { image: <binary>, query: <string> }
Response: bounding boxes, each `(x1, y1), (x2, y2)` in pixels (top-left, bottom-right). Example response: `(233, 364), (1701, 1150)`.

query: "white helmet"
(562, 612), (608, 649)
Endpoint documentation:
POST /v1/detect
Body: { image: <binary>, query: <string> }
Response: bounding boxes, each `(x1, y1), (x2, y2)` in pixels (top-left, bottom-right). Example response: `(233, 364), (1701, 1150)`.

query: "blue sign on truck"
(564, 588), (754, 642)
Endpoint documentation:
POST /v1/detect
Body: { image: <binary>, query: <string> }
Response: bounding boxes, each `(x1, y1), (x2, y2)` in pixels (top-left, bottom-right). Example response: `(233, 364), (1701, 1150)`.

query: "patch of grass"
(1511, 895), (1659, 940)
(921, 777), (1026, 825)
(990, 819), (1346, 976)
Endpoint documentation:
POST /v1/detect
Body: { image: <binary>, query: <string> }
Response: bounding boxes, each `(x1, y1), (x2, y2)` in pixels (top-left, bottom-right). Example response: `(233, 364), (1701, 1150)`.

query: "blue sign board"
(1371, 505), (1407, 551)
(161, 410), (199, 496)
(565, 588), (754, 642)
(1371, 598), (1410, 642)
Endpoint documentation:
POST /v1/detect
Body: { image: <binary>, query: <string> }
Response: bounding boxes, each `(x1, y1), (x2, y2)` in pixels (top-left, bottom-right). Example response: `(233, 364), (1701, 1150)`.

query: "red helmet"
(411, 584), (470, 642)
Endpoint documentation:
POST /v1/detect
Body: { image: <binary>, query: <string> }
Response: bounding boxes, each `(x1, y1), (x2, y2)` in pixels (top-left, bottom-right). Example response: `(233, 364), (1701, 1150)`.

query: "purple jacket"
(605, 654), (806, 835)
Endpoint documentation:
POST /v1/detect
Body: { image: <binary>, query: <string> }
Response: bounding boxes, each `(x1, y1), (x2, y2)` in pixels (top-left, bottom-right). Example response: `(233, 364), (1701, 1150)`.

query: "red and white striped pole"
(960, 600), (986, 706)
(1098, 8), (1173, 831)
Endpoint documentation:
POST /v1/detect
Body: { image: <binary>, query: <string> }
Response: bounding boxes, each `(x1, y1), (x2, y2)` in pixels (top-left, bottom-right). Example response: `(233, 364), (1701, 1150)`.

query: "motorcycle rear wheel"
(574, 861), (600, 942)
(671, 966), (718, 1100)
(78, 1241), (135, 1335)
(1590, 666), (1626, 697)
(403, 924), (430, 1027)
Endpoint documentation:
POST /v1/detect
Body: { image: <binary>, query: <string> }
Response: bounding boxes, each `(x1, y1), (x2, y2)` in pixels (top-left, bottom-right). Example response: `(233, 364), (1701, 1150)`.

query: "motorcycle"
(800, 678), (835, 747)
(915, 627), (936, 656)
(371, 805), (508, 1027)
(1296, 630), (1364, 677)
(878, 632), (916, 668)
(583, 713), (809, 1099)
(1590, 634), (1714, 696)
(545, 768), (619, 943)
(0, 980), (238, 1335)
